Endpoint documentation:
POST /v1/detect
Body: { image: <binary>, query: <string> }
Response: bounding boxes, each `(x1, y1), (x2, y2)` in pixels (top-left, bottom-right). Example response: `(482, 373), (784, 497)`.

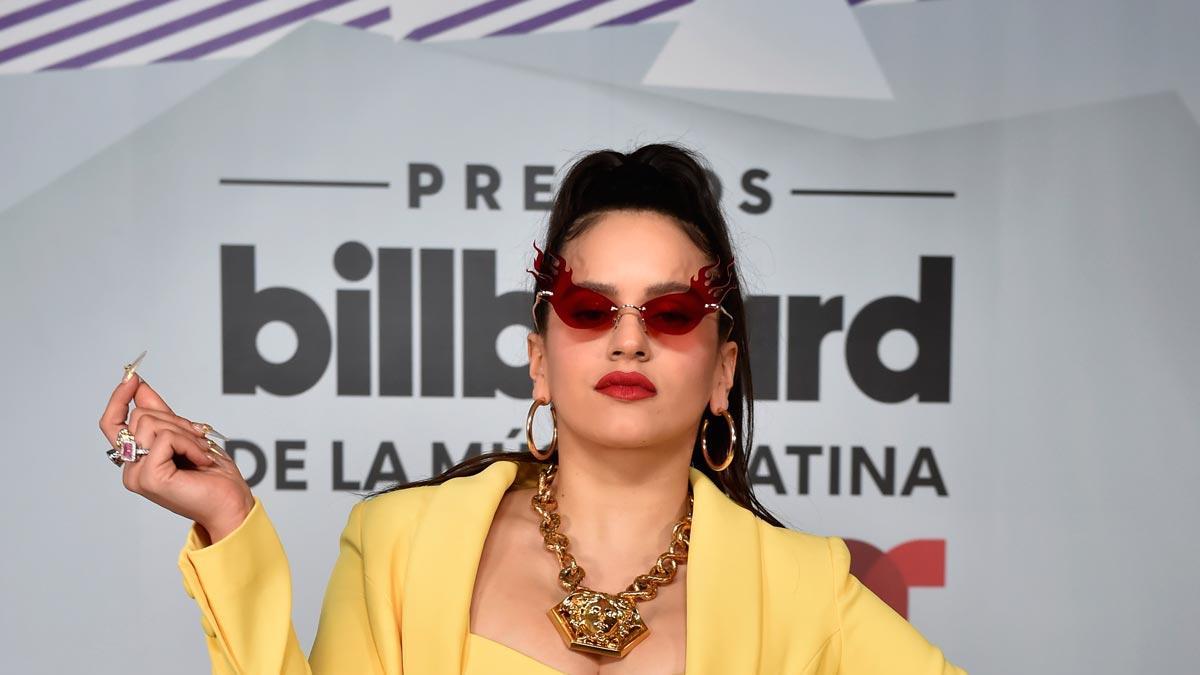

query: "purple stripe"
(404, 0), (529, 41)
(0, 0), (178, 64)
(487, 0), (614, 36)
(345, 5), (389, 29)
(154, 0), (353, 62)
(43, 0), (269, 70)
(0, 0), (89, 32)
(594, 0), (691, 27)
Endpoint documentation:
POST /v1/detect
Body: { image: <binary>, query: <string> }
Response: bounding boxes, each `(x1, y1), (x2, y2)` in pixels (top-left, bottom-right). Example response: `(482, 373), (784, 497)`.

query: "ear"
(528, 330), (551, 403)
(708, 338), (738, 414)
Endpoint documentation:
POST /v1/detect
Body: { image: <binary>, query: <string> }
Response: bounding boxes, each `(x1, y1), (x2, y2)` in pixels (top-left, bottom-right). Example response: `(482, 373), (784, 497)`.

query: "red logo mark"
(844, 539), (946, 619)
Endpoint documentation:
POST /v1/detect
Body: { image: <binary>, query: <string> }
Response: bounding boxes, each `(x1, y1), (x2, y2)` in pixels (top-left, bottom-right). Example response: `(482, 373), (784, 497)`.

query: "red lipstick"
(594, 370), (657, 401)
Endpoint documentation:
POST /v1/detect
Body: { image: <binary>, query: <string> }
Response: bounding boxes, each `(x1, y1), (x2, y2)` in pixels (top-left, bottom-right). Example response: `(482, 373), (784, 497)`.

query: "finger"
(121, 452), (141, 492)
(135, 415), (213, 459)
(129, 408), (208, 441)
(138, 429), (216, 495)
(99, 374), (141, 447)
(132, 415), (216, 473)
(119, 415), (160, 489)
(167, 429), (219, 470)
(133, 377), (175, 415)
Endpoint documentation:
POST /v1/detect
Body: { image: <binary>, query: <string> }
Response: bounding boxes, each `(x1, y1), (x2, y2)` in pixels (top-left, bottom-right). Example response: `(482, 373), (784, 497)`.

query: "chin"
(584, 418), (671, 449)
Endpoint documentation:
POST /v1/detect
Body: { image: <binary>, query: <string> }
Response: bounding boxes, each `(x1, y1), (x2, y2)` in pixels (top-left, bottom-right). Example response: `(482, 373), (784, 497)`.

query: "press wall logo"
(846, 538), (948, 619)
(219, 242), (953, 404)
(217, 241), (956, 496)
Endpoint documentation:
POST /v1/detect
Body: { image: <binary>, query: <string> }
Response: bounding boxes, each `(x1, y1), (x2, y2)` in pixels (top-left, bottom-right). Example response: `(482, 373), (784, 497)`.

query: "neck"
(549, 431), (693, 558)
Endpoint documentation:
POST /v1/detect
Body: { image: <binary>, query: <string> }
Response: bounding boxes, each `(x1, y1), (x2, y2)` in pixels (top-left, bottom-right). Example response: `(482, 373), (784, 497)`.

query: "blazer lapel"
(400, 460), (518, 674)
(685, 468), (764, 674)
(398, 462), (765, 674)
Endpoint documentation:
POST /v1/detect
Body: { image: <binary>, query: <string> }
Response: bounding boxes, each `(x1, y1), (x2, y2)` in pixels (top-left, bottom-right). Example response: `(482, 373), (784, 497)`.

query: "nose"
(609, 306), (649, 361)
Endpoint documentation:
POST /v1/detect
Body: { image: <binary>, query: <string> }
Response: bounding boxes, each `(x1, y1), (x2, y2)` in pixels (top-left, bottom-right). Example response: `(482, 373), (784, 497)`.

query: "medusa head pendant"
(548, 588), (650, 658)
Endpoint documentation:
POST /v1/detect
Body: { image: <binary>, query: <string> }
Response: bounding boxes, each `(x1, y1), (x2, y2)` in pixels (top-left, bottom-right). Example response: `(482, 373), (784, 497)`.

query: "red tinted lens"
(641, 292), (709, 335)
(551, 287), (614, 329)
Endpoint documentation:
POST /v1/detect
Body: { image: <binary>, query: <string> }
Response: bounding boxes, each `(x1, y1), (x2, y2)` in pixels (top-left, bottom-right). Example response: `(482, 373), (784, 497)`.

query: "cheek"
(541, 328), (601, 389)
(650, 337), (721, 401)
(656, 351), (717, 402)
(654, 327), (721, 368)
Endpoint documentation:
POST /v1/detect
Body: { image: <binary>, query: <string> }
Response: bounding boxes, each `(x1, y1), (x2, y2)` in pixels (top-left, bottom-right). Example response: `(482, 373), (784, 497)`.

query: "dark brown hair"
(365, 142), (782, 527)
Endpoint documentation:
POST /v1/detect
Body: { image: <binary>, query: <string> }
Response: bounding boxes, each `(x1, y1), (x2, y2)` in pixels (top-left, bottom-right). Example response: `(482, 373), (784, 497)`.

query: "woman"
(100, 144), (967, 674)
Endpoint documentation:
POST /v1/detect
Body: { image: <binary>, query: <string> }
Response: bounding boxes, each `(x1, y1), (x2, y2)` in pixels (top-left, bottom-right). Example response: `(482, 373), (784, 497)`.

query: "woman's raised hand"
(99, 367), (255, 545)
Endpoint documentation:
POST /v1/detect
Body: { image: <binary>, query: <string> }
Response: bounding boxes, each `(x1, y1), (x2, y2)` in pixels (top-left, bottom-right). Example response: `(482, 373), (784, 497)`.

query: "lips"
(594, 370), (657, 400)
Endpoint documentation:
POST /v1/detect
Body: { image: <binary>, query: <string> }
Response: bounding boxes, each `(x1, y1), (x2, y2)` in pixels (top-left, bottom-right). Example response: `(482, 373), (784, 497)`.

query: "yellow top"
(177, 460), (968, 674)
(464, 632), (627, 675)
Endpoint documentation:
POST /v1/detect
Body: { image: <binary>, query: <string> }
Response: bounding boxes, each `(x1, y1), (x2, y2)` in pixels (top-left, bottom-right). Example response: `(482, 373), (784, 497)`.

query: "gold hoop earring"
(526, 398), (558, 461)
(701, 409), (736, 472)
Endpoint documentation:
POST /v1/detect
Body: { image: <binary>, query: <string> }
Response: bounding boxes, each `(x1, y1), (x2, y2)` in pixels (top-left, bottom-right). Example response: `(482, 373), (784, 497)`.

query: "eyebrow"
(576, 280), (692, 297)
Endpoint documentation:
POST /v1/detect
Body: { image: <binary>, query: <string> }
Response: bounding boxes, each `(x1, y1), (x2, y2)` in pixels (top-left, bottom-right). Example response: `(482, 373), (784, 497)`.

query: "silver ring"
(112, 427), (149, 465)
(105, 446), (145, 462)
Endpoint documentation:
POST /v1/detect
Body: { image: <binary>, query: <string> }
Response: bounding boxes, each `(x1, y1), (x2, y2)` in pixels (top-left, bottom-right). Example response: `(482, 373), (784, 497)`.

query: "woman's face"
(526, 209), (738, 456)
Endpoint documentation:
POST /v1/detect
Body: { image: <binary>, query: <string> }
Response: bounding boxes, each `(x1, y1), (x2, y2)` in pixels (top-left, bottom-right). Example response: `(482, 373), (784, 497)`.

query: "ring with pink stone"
(113, 427), (149, 463)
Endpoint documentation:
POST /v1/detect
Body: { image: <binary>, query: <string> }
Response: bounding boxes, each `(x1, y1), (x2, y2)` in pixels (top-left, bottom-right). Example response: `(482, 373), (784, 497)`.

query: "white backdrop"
(3, 1), (1199, 673)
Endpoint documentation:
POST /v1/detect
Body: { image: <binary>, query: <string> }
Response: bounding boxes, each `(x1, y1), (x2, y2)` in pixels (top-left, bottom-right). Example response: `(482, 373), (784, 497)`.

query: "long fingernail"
(192, 422), (212, 435)
(206, 439), (227, 456)
(205, 429), (228, 442)
(122, 350), (147, 383)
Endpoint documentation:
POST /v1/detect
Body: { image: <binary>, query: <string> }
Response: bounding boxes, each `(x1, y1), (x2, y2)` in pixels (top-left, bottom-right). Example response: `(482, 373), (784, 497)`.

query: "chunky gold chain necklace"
(531, 463), (693, 659)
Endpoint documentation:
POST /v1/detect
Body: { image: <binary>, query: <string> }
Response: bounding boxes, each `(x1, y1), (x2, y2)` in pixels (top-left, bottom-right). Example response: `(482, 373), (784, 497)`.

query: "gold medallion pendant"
(531, 464), (692, 659)
(548, 588), (650, 658)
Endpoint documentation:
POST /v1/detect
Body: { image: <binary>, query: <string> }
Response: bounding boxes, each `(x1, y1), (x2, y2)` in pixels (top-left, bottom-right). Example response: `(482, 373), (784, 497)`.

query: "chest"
(467, 495), (688, 675)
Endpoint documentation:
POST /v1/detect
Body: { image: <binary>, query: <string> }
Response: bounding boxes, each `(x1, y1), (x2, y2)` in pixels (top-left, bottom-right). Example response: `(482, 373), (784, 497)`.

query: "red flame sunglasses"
(527, 243), (736, 337)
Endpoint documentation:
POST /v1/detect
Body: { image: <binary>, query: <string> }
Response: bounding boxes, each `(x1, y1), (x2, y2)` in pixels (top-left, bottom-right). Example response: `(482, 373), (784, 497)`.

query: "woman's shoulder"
(353, 480), (443, 536)
(351, 461), (519, 541)
(753, 516), (848, 588)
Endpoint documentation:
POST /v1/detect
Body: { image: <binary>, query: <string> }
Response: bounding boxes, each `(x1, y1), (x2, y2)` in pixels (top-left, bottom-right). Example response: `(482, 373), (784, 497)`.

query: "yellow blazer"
(177, 460), (967, 674)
